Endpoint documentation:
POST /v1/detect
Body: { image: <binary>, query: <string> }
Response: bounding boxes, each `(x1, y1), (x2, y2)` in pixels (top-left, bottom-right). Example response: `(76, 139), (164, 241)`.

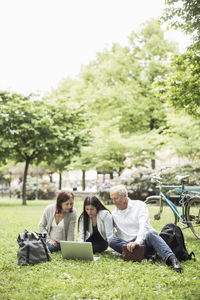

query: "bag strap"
(177, 226), (188, 251)
(32, 232), (39, 240)
(24, 229), (29, 239)
(32, 231), (51, 261)
(40, 238), (51, 261)
(26, 244), (30, 264)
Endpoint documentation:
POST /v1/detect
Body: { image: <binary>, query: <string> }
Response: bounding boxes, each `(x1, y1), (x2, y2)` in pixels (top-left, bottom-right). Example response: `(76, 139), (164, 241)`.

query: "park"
(0, 198), (199, 299)
(0, 0), (200, 299)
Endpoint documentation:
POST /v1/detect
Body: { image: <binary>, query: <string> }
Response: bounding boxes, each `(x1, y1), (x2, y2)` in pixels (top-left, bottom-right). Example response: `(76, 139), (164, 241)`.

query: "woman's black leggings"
(86, 237), (108, 253)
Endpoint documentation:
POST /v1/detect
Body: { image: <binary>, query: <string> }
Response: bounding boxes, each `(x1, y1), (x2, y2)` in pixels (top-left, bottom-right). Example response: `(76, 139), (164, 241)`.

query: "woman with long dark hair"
(39, 190), (77, 253)
(78, 196), (114, 253)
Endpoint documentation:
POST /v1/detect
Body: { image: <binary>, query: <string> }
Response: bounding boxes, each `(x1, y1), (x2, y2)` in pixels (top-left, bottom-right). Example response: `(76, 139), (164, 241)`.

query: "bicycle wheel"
(145, 196), (178, 232)
(185, 196), (200, 240)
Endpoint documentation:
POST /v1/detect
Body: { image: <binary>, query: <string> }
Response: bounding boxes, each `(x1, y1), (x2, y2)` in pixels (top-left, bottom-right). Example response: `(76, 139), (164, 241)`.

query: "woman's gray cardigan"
(78, 210), (114, 242)
(39, 204), (77, 242)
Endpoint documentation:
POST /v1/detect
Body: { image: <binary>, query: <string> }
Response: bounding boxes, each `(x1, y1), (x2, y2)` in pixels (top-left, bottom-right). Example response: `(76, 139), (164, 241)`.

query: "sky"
(0, 0), (192, 96)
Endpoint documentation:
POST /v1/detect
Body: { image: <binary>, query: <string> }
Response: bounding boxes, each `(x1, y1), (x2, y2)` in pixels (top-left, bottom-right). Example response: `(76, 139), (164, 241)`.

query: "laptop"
(60, 241), (96, 261)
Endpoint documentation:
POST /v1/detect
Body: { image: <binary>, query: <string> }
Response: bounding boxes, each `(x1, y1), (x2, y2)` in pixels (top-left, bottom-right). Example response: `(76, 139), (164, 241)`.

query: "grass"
(0, 198), (200, 300)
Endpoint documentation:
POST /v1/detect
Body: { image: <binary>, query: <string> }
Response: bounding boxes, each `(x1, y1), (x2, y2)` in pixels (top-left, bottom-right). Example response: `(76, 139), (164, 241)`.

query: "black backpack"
(159, 223), (195, 261)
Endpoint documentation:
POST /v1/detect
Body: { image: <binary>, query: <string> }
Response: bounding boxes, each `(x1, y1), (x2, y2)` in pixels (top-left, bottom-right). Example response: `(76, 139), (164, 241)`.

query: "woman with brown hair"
(39, 190), (77, 252)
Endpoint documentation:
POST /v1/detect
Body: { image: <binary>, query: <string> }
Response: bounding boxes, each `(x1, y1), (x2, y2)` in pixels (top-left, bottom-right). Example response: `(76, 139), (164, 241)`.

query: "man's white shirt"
(112, 198), (154, 245)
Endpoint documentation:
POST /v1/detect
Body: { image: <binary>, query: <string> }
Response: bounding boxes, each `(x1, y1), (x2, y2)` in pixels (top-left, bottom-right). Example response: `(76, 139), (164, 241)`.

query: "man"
(108, 185), (182, 272)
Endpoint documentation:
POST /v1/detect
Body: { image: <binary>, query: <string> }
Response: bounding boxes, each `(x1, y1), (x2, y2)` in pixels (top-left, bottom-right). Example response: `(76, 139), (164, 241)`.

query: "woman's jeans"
(108, 230), (173, 262)
(46, 241), (61, 253)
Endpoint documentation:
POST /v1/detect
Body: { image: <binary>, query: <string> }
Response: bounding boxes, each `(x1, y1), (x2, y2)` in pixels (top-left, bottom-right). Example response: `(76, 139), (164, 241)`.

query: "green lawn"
(0, 198), (199, 300)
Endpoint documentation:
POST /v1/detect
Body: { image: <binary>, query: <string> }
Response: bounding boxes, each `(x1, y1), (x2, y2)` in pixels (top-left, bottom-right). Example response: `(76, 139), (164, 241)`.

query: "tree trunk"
(82, 170), (86, 191)
(59, 171), (62, 190)
(22, 158), (30, 205)
(103, 173), (105, 182)
(9, 172), (12, 199)
(150, 119), (156, 170)
(151, 159), (156, 169)
(49, 172), (53, 183)
(35, 166), (39, 200)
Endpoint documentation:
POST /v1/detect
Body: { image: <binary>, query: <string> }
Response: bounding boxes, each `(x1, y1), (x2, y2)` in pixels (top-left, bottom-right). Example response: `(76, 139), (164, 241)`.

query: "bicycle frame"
(146, 171), (200, 239)
(160, 191), (184, 222)
(159, 184), (187, 223)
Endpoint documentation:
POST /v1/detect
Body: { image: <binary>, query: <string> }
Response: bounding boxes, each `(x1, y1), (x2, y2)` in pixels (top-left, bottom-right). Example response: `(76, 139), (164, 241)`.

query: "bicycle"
(145, 170), (200, 240)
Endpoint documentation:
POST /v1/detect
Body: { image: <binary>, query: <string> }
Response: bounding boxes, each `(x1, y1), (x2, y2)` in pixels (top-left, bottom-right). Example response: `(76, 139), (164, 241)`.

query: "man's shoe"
(166, 254), (183, 272)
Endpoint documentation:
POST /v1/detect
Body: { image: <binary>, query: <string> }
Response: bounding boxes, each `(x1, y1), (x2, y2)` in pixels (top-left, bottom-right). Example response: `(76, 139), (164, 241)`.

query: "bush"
(98, 181), (112, 204)
(27, 177), (57, 200)
(121, 167), (156, 201)
(12, 176), (57, 200)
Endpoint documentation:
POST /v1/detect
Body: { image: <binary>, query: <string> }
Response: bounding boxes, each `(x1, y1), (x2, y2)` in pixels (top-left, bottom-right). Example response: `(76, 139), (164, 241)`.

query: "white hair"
(110, 185), (128, 197)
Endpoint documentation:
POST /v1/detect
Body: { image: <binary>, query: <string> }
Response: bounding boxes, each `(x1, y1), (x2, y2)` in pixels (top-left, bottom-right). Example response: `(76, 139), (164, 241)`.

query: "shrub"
(121, 167), (156, 201)
(12, 176), (57, 200)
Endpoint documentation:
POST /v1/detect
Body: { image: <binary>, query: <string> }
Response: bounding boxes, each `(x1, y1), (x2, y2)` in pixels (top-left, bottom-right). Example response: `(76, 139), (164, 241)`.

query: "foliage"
(80, 20), (177, 133)
(119, 19), (177, 135)
(91, 126), (132, 175)
(162, 0), (200, 37)
(47, 156), (73, 190)
(128, 130), (167, 167)
(121, 167), (157, 201)
(158, 1), (200, 118)
(71, 127), (131, 188)
(0, 92), (90, 204)
(44, 79), (94, 188)
(156, 45), (200, 118)
(0, 199), (199, 300)
(161, 164), (200, 186)
(165, 112), (200, 162)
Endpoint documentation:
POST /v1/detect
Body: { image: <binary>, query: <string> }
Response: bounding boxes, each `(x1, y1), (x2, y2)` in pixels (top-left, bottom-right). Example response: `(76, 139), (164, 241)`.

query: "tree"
(158, 0), (200, 117)
(157, 46), (200, 118)
(45, 98), (92, 190)
(0, 92), (90, 204)
(118, 19), (177, 136)
(79, 19), (178, 168)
